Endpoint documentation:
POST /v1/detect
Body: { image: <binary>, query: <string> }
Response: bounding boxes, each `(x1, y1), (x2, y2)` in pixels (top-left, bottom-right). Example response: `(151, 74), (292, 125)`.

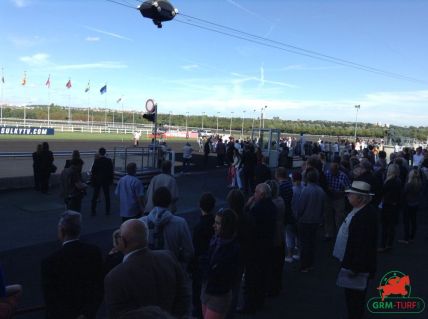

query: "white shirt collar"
(62, 238), (79, 246)
(123, 248), (146, 263)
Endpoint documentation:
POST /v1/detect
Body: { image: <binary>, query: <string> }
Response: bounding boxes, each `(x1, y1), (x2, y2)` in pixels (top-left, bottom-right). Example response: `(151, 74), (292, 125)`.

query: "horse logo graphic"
(377, 273), (410, 301)
(367, 270), (425, 315)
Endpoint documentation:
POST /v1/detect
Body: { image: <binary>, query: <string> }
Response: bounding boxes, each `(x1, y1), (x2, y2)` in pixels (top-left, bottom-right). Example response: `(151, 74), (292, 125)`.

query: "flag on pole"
(66, 79), (72, 89)
(116, 97), (122, 103)
(21, 72), (27, 86)
(100, 85), (107, 95)
(85, 81), (90, 93)
(45, 75), (51, 88)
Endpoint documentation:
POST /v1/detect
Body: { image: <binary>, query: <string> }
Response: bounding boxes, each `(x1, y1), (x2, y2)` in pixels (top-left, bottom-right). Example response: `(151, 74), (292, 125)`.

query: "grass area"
(0, 131), (191, 142)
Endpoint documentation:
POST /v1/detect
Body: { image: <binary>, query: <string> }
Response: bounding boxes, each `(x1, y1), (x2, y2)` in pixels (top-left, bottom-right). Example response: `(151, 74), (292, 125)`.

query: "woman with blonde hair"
(379, 164), (403, 252)
(399, 169), (422, 244)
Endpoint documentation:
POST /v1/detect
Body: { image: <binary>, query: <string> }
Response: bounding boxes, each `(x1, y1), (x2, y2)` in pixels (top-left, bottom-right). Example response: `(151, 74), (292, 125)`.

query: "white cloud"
(20, 53), (50, 66)
(365, 90), (428, 104)
(281, 64), (343, 71)
(83, 26), (133, 41)
(55, 61), (128, 70)
(85, 36), (100, 42)
(9, 35), (42, 48)
(225, 0), (258, 17)
(181, 64), (199, 70)
(11, 0), (29, 8)
(231, 71), (297, 88)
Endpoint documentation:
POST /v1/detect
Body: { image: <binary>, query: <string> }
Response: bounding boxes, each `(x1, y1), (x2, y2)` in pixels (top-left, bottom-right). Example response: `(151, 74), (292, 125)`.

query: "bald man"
(104, 219), (190, 319)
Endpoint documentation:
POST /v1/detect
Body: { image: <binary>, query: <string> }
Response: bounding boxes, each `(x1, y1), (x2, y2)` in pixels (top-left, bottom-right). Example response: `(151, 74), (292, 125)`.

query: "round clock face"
(145, 99), (156, 112)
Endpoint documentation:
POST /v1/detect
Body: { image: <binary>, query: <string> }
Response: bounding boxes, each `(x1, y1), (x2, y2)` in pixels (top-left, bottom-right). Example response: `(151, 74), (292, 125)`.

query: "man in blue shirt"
(115, 163), (145, 221)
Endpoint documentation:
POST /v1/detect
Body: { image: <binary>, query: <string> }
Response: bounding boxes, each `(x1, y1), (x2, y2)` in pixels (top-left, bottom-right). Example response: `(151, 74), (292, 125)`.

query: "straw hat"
(345, 180), (374, 196)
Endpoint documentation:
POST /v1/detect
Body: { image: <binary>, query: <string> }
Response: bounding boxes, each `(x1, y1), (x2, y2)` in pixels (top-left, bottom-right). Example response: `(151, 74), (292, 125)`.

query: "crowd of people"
(2, 136), (428, 319)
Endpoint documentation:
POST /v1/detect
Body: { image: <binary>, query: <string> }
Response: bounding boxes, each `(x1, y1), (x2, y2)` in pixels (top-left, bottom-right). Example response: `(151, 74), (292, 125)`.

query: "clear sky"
(1, 0), (427, 126)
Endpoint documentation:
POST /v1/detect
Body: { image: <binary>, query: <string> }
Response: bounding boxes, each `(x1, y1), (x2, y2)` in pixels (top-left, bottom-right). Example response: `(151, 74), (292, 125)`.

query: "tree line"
(2, 104), (427, 141)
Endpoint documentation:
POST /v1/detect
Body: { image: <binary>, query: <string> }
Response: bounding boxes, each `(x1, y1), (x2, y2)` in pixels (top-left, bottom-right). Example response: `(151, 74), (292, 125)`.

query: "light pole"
(354, 104), (360, 141)
(216, 112), (220, 134)
(241, 110), (246, 139)
(262, 105), (268, 128)
(132, 111), (135, 129)
(169, 110), (172, 128)
(185, 111), (189, 137)
(121, 100), (124, 128)
(229, 111), (234, 135)
(252, 109), (256, 131)
(202, 112), (205, 130)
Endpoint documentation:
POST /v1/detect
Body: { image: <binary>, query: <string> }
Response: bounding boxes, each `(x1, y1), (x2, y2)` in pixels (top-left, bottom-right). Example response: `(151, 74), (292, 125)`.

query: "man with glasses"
(333, 180), (378, 319)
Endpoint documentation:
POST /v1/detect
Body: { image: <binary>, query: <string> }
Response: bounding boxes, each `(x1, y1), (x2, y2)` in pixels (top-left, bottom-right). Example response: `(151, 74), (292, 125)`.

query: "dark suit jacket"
(41, 240), (104, 319)
(104, 248), (191, 319)
(91, 156), (114, 186)
(342, 203), (378, 277)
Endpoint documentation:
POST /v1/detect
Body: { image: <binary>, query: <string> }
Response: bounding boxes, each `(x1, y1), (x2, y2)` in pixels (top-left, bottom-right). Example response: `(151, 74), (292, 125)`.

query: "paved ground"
(1, 163), (427, 318)
(0, 139), (200, 178)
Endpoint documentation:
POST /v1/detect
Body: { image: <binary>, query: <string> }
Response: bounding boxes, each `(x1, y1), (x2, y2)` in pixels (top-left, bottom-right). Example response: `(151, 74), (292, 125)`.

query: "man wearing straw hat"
(333, 180), (378, 319)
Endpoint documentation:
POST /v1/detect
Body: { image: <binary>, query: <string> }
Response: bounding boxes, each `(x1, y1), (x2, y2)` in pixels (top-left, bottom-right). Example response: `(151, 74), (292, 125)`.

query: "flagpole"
(1, 67), (4, 124)
(47, 74), (51, 127)
(68, 93), (71, 124)
(87, 93), (90, 126)
(121, 100), (124, 129)
(23, 71), (27, 126)
(104, 95), (107, 132)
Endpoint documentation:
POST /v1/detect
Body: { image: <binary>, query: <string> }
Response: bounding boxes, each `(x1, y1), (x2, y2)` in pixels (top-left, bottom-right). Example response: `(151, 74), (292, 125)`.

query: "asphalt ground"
(0, 155), (427, 318)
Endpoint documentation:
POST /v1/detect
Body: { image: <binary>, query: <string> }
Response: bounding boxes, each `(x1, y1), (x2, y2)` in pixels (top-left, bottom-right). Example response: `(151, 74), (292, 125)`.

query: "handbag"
(336, 267), (369, 291)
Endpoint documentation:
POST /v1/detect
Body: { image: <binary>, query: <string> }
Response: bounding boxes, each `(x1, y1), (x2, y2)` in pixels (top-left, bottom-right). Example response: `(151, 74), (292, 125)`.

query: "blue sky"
(1, 0), (427, 126)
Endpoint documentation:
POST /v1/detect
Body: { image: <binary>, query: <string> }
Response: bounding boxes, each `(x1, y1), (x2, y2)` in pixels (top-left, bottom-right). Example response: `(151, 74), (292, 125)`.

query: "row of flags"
(2, 71), (124, 103)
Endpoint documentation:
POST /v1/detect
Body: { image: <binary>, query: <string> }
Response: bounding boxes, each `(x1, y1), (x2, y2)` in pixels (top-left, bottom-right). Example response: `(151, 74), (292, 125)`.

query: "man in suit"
(91, 147), (114, 216)
(41, 211), (104, 319)
(104, 219), (191, 319)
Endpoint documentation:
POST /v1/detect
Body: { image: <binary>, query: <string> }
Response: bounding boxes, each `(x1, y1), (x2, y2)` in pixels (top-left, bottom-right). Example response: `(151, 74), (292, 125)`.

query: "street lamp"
(354, 105), (360, 141)
(252, 109), (256, 132)
(229, 111), (234, 135)
(185, 111), (189, 137)
(216, 112), (220, 134)
(262, 105), (268, 128)
(121, 99), (124, 129)
(202, 112), (205, 130)
(241, 110), (246, 139)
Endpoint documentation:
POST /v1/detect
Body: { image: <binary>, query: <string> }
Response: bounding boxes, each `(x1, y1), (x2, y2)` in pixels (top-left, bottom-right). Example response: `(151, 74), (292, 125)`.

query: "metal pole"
(0, 67), (3, 124)
(153, 104), (158, 168)
(229, 111), (234, 135)
(241, 110), (245, 139)
(121, 101), (124, 128)
(216, 112), (219, 134)
(263, 105), (267, 128)
(47, 89), (50, 127)
(202, 112), (205, 130)
(252, 109), (256, 132)
(185, 112), (188, 138)
(354, 105), (360, 141)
